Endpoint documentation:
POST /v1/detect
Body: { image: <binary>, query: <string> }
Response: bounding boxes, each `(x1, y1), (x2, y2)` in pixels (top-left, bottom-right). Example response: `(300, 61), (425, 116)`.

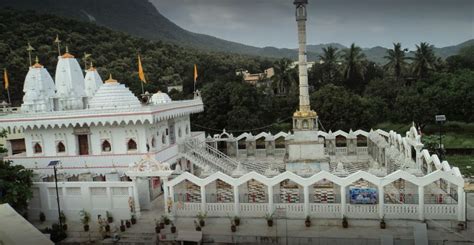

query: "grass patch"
(374, 121), (474, 148)
(445, 155), (474, 177)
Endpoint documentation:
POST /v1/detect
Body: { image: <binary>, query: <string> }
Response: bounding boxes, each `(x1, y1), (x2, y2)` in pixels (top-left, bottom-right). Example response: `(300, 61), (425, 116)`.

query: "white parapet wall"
(29, 181), (139, 222)
(165, 170), (465, 221)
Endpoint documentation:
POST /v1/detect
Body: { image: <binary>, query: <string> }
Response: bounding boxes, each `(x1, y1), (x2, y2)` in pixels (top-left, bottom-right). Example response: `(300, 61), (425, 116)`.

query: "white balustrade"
(346, 204), (379, 219)
(424, 204), (457, 220)
(274, 203), (305, 219)
(240, 203), (268, 217)
(335, 147), (348, 154)
(206, 203), (235, 217)
(383, 204), (418, 219)
(255, 149), (267, 158)
(174, 202), (202, 216)
(274, 148), (286, 156)
(309, 204), (341, 218)
(356, 147), (368, 154)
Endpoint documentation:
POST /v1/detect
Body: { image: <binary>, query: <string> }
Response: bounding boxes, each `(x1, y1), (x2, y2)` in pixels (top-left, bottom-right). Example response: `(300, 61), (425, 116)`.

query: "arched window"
(151, 137), (156, 148)
(178, 128), (182, 138)
(57, 141), (66, 153)
(102, 140), (111, 152)
(33, 142), (42, 154)
(185, 125), (189, 135)
(162, 134), (166, 144)
(127, 139), (137, 151)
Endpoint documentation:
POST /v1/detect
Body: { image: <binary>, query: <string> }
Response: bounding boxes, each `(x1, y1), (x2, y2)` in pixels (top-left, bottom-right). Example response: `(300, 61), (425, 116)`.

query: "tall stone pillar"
(303, 185), (310, 217)
(234, 185), (240, 216)
(268, 185), (274, 214)
(340, 185), (346, 217)
(418, 185), (424, 220)
(200, 185), (206, 213)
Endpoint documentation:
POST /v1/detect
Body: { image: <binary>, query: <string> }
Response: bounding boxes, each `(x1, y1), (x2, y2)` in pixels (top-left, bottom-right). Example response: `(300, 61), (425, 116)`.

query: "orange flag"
(194, 64), (198, 83)
(3, 68), (9, 90)
(138, 55), (146, 83)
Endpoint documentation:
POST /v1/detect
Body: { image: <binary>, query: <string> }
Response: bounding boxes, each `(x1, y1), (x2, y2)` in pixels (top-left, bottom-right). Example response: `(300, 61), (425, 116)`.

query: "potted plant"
(79, 209), (91, 232)
(234, 216), (241, 226)
(265, 212), (274, 227)
(380, 216), (386, 229)
(131, 214), (137, 225)
(125, 219), (131, 228)
(194, 220), (201, 231)
(120, 220), (125, 232)
(155, 219), (161, 233)
(105, 223), (111, 232)
(59, 211), (68, 231)
(196, 211), (207, 227)
(305, 215), (311, 227)
(39, 212), (46, 222)
(161, 214), (170, 225)
(230, 220), (237, 232)
(342, 216), (348, 228)
(171, 222), (177, 233)
(159, 217), (165, 229)
(106, 211), (113, 223)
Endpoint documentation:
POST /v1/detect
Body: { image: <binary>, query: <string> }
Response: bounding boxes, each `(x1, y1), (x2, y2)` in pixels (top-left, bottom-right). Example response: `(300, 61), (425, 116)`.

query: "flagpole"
(6, 88), (11, 105)
(141, 81), (144, 96)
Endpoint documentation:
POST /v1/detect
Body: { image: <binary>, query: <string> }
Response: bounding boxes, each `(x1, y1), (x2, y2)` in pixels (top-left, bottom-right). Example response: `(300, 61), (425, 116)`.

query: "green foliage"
(0, 161), (34, 214)
(79, 209), (90, 225)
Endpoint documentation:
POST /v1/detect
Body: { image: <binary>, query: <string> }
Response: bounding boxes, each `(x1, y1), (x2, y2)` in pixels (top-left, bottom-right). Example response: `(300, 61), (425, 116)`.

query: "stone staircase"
(181, 139), (240, 175)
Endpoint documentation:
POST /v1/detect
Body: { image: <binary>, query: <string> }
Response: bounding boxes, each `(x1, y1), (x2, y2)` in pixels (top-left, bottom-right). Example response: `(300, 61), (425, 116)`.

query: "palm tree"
(319, 46), (340, 83)
(272, 58), (294, 94)
(412, 42), (436, 78)
(384, 42), (408, 81)
(340, 43), (367, 81)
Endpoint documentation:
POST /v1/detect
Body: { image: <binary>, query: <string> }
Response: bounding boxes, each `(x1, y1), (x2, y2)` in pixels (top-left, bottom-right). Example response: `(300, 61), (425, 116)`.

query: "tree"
(340, 43), (367, 92)
(412, 42), (437, 78)
(318, 46), (341, 84)
(0, 161), (34, 215)
(310, 84), (377, 131)
(272, 58), (294, 94)
(384, 43), (408, 81)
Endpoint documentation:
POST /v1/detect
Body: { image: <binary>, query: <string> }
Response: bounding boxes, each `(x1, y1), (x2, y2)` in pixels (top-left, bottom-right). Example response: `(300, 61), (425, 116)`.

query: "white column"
(378, 186), (384, 219)
(162, 178), (169, 215)
(340, 186), (346, 217)
(418, 185), (424, 221)
(131, 179), (141, 217)
(233, 185), (240, 216)
(268, 185), (274, 214)
(169, 184), (175, 217)
(303, 185), (309, 217)
(200, 185), (206, 213)
(457, 186), (464, 221)
(106, 187), (113, 211)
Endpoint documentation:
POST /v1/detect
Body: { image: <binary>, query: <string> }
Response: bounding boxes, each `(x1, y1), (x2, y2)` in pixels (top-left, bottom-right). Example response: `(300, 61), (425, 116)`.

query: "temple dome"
(84, 66), (103, 97)
(21, 60), (56, 112)
(88, 75), (141, 110)
(54, 50), (86, 110)
(150, 91), (172, 105)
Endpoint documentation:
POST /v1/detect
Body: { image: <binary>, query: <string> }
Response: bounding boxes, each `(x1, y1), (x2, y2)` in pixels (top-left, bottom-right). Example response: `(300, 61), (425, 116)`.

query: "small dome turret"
(150, 91), (172, 105)
(84, 63), (103, 98)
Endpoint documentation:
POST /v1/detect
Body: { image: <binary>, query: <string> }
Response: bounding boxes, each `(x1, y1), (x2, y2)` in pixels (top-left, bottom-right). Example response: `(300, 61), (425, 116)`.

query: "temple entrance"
(217, 141), (227, 155)
(77, 135), (89, 155)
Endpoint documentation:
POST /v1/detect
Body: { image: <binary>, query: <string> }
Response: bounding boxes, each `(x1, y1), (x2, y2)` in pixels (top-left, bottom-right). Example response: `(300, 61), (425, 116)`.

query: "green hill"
(0, 8), (270, 105)
(1, 0), (470, 63)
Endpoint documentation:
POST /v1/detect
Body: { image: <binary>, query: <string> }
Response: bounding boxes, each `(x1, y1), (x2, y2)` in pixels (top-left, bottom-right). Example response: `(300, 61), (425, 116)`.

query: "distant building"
(236, 68), (274, 87)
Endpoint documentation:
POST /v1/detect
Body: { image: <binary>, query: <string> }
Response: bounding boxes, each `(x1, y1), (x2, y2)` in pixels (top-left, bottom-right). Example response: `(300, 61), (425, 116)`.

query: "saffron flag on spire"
(194, 64), (198, 83)
(138, 55), (146, 83)
(3, 68), (8, 90)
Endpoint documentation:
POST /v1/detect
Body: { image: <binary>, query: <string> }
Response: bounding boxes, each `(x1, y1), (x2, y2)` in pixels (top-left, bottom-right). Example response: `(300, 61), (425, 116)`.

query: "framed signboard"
(349, 188), (378, 204)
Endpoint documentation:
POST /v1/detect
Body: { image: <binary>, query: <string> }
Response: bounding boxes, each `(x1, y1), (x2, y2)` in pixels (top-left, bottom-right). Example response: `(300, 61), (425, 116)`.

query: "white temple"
(0, 0), (467, 225)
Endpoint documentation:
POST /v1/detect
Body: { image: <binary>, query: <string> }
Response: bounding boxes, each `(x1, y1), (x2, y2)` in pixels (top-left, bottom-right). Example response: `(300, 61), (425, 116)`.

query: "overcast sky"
(151, 0), (473, 49)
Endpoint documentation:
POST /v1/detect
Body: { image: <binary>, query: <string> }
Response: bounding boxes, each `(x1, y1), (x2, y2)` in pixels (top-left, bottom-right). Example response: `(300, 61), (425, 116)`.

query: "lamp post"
(435, 115), (446, 160)
(48, 160), (62, 230)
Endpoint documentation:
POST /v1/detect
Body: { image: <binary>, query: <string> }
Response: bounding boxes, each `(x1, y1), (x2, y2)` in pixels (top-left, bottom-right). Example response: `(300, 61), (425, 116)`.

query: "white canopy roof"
(88, 75), (141, 110)
(0, 204), (53, 245)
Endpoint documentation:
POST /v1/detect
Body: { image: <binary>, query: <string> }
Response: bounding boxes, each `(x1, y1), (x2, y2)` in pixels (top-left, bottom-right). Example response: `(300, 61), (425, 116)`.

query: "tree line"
(0, 8), (472, 135)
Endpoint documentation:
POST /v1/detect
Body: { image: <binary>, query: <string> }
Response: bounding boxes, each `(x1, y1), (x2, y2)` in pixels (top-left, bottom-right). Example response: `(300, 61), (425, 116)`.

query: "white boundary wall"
(28, 181), (139, 222)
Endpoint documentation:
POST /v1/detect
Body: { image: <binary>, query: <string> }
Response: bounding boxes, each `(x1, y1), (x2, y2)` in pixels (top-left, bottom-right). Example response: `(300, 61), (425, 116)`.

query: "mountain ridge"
(0, 0), (471, 63)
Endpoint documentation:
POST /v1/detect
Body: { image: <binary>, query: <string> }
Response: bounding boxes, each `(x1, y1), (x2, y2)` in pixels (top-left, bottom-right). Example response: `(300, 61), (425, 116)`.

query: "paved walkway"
(33, 196), (474, 244)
